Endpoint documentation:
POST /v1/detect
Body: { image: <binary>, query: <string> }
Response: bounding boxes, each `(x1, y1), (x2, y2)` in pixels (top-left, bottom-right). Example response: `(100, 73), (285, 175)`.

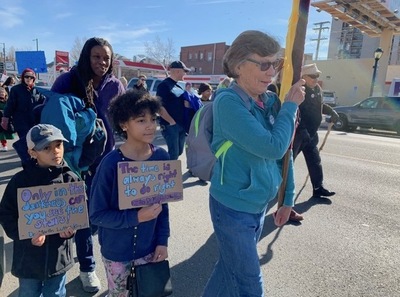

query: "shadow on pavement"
(169, 234), (218, 297)
(65, 277), (108, 297)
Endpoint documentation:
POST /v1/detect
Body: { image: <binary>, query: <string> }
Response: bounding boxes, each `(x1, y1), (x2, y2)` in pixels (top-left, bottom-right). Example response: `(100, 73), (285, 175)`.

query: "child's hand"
(31, 233), (46, 246)
(138, 203), (162, 223)
(59, 227), (75, 238)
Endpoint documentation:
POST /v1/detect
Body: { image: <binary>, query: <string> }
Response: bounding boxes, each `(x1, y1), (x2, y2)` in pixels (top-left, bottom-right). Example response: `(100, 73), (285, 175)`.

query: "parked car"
(127, 77), (163, 96)
(326, 96), (400, 134)
(127, 77), (199, 97)
(322, 90), (337, 106)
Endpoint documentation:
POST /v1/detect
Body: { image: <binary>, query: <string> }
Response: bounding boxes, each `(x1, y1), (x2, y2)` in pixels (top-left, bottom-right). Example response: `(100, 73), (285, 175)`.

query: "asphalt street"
(1, 127), (400, 297)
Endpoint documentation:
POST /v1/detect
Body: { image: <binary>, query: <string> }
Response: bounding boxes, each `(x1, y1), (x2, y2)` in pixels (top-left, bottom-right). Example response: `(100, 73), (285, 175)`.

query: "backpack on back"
(34, 87), (107, 174)
(185, 83), (252, 181)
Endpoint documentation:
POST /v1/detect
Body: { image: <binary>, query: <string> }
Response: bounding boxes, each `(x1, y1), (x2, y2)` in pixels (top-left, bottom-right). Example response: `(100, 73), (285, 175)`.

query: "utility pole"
(33, 38), (39, 51)
(311, 21), (330, 60)
(32, 38), (39, 79)
(0, 43), (5, 74)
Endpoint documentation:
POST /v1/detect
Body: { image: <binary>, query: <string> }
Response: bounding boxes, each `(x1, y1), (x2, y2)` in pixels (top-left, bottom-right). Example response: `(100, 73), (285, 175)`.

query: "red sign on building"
(55, 51), (69, 71)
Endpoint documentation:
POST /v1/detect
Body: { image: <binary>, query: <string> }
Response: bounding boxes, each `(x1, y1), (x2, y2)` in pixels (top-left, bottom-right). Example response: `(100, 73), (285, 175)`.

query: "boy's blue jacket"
(89, 146), (171, 262)
(210, 83), (298, 214)
(0, 160), (77, 280)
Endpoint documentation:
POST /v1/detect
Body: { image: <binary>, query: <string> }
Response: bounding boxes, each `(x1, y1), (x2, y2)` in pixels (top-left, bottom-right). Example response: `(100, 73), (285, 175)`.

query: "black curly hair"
(108, 90), (162, 139)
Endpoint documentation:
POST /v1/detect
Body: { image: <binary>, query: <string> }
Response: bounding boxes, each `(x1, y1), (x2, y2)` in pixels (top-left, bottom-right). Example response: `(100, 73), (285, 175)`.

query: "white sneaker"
(0, 146), (7, 152)
(79, 271), (101, 292)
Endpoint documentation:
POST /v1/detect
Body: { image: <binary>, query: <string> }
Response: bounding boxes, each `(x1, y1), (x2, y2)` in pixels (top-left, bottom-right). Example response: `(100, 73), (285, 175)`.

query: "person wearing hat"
(1, 68), (45, 164)
(290, 63), (339, 221)
(198, 83), (213, 103)
(0, 124), (78, 297)
(156, 60), (190, 160)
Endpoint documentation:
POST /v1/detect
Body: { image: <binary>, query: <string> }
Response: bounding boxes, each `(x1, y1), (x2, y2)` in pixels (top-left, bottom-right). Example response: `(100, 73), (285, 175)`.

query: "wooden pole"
(277, 0), (311, 208)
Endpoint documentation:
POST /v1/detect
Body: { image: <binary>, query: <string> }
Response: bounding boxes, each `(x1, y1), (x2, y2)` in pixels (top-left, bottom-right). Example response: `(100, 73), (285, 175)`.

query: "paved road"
(1, 128), (400, 297)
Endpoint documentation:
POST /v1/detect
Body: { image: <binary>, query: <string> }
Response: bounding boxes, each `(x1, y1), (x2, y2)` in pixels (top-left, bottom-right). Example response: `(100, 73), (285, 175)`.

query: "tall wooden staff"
(277, 0), (311, 208)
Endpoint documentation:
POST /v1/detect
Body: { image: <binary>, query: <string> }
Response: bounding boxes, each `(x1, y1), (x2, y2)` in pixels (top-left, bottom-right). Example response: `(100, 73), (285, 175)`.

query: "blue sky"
(0, 0), (332, 63)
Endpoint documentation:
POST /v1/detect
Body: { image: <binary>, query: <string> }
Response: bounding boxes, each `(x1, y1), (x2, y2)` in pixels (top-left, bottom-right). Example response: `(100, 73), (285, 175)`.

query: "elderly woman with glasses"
(1, 68), (44, 163)
(202, 30), (305, 297)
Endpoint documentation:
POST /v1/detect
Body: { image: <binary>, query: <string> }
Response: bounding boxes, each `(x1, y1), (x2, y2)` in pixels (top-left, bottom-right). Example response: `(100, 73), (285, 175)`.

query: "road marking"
(324, 152), (400, 167)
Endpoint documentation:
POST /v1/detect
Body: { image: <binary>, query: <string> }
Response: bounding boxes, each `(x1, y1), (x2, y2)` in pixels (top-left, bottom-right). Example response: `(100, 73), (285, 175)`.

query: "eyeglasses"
(24, 75), (35, 80)
(246, 58), (281, 71)
(307, 74), (319, 79)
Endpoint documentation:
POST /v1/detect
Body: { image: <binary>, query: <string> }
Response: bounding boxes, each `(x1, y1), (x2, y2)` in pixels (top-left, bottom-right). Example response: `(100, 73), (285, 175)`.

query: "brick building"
(180, 42), (230, 75)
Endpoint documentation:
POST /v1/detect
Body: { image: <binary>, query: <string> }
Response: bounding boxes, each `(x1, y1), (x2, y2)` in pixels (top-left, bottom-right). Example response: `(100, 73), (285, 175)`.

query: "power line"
(311, 21), (330, 60)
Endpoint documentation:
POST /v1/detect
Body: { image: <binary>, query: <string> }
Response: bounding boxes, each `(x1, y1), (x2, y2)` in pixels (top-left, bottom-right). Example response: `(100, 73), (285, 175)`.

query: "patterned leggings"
(102, 253), (154, 297)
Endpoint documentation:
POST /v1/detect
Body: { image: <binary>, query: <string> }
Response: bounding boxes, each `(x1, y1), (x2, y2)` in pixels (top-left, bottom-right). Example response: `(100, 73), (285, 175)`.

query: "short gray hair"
(223, 30), (280, 78)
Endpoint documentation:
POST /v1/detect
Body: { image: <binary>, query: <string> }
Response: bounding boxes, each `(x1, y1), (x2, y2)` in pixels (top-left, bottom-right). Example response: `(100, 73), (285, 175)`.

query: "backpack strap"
(215, 140), (233, 185)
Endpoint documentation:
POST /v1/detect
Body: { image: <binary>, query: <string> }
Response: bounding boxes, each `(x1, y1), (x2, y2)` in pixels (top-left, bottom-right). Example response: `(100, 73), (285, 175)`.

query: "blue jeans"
(75, 227), (95, 272)
(18, 273), (66, 297)
(202, 195), (265, 297)
(74, 165), (97, 273)
(161, 124), (186, 160)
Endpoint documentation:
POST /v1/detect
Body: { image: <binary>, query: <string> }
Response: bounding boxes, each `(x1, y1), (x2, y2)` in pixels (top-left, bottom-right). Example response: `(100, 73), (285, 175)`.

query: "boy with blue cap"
(0, 124), (80, 297)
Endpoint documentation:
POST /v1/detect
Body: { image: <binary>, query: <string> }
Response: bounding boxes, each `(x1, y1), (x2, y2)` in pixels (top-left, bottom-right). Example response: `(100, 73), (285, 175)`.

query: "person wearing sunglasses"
(291, 63), (339, 218)
(132, 74), (148, 92)
(1, 68), (44, 164)
(202, 30), (305, 297)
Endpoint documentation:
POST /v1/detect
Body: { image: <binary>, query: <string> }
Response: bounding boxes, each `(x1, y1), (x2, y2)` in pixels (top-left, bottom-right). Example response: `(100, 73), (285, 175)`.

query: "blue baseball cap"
(26, 124), (68, 150)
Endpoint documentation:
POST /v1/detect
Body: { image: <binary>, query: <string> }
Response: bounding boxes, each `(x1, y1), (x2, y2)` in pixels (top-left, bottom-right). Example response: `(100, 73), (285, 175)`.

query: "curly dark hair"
(108, 90), (162, 139)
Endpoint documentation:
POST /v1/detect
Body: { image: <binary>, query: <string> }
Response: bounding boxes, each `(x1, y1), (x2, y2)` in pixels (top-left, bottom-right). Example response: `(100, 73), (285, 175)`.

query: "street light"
(33, 38), (39, 51)
(369, 47), (384, 97)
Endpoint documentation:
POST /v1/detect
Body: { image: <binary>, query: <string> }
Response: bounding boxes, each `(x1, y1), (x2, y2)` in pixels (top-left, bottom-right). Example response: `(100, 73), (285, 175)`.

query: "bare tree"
(144, 35), (176, 75)
(6, 46), (15, 62)
(70, 37), (87, 65)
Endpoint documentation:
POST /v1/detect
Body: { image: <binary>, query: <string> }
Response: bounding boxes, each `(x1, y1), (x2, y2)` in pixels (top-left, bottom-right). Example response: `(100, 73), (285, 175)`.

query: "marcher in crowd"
(202, 30), (305, 297)
(156, 60), (190, 160)
(1, 76), (16, 96)
(1, 68), (44, 165)
(119, 76), (128, 90)
(183, 82), (203, 133)
(89, 90), (170, 297)
(51, 37), (125, 293)
(0, 87), (14, 151)
(290, 63), (339, 220)
(132, 74), (148, 92)
(198, 83), (213, 102)
(0, 124), (77, 297)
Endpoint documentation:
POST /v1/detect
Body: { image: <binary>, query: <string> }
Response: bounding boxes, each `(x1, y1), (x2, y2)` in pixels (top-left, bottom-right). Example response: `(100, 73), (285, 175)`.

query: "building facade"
(180, 42), (229, 75)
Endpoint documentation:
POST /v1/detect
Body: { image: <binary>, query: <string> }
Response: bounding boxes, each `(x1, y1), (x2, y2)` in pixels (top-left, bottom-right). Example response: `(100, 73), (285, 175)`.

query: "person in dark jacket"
(156, 60), (190, 160)
(1, 68), (44, 164)
(51, 37), (125, 293)
(0, 124), (77, 297)
(290, 63), (339, 221)
(132, 74), (148, 92)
